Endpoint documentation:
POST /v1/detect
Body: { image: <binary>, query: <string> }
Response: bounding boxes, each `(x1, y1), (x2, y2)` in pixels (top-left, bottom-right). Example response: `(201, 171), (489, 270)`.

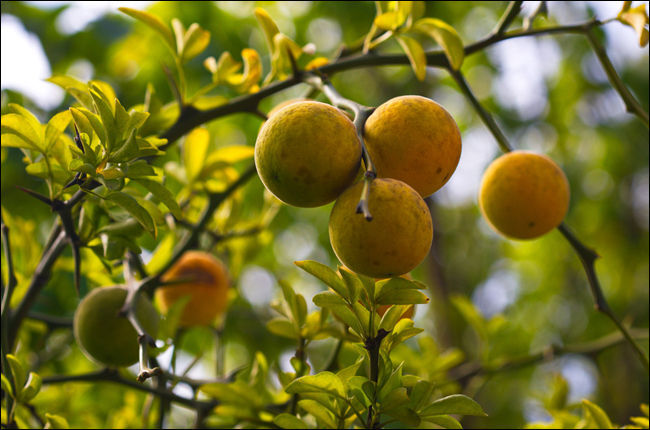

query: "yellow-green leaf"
(1, 113), (42, 151)
(226, 49), (262, 93)
(618, 3), (650, 47)
(396, 35), (427, 80)
(44, 413), (70, 429)
(254, 8), (280, 53)
(182, 23), (211, 62)
(184, 127), (210, 182)
(134, 178), (182, 219)
(119, 7), (174, 50)
(414, 17), (464, 70)
(375, 11), (403, 31)
(47, 75), (94, 109)
(582, 399), (614, 429)
(106, 191), (155, 235)
(45, 110), (72, 151)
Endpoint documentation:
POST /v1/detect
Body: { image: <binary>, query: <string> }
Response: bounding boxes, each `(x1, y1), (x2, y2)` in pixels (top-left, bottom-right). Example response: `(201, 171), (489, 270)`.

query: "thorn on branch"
(16, 186), (53, 207)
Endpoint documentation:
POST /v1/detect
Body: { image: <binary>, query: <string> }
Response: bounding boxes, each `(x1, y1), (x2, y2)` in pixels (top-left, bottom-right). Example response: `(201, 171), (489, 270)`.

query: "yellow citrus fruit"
(479, 151), (570, 240)
(156, 251), (230, 327)
(74, 286), (159, 367)
(267, 98), (311, 118)
(255, 101), (362, 207)
(329, 178), (433, 278)
(364, 95), (462, 197)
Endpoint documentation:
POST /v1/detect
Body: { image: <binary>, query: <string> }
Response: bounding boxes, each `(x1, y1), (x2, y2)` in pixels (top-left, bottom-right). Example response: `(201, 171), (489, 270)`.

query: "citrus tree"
(1, 1), (648, 429)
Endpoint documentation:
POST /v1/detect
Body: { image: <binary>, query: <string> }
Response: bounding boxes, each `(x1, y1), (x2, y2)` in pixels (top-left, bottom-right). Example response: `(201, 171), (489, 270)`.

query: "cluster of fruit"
(255, 96), (462, 278)
(72, 95), (570, 368)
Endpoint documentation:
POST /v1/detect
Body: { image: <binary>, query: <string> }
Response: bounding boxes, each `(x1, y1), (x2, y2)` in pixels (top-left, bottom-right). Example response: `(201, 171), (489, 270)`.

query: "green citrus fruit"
(329, 178), (433, 278)
(156, 251), (230, 327)
(74, 286), (159, 367)
(364, 95), (462, 197)
(479, 151), (570, 239)
(255, 101), (362, 207)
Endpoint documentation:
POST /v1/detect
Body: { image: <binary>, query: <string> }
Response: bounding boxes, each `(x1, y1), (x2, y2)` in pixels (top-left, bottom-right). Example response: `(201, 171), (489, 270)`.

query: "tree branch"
(449, 327), (649, 383)
(41, 368), (218, 411)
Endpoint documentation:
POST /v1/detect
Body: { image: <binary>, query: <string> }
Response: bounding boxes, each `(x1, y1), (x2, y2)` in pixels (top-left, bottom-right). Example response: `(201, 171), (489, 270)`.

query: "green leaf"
(1, 113), (42, 151)
(409, 379), (433, 411)
(171, 18), (185, 56)
(71, 108), (107, 145)
(267, 317), (297, 339)
(44, 413), (70, 429)
(134, 178), (182, 219)
(254, 8), (280, 54)
(376, 288), (429, 305)
(313, 291), (349, 308)
(338, 267), (361, 304)
(125, 160), (156, 178)
(618, 3), (649, 47)
(396, 35), (427, 81)
(182, 23), (211, 62)
(414, 18), (464, 70)
(1, 373), (13, 398)
(47, 75), (94, 109)
(106, 191), (155, 235)
(384, 405), (421, 427)
(375, 11), (404, 31)
(450, 294), (487, 341)
(6, 354), (26, 397)
(273, 413), (309, 429)
(420, 394), (486, 417)
(286, 372), (346, 400)
(184, 127), (210, 182)
(298, 399), (338, 429)
(295, 260), (349, 300)
(379, 304), (412, 331)
(200, 381), (263, 408)
(582, 399), (614, 429)
(424, 415), (462, 429)
(119, 7), (175, 50)
(20, 372), (42, 402)
(45, 111), (72, 151)
(89, 86), (117, 151)
(109, 130), (139, 162)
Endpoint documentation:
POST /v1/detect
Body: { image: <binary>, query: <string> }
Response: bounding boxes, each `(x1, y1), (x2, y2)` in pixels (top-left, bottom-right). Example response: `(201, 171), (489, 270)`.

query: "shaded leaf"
(267, 317), (297, 339)
(414, 18), (464, 70)
(106, 191), (155, 234)
(582, 399), (614, 429)
(184, 127), (210, 182)
(273, 413), (309, 429)
(396, 35), (427, 81)
(44, 413), (70, 429)
(421, 394), (486, 417)
(285, 372), (346, 400)
(295, 260), (348, 300)
(423, 415), (462, 429)
(119, 7), (174, 50)
(134, 178), (182, 218)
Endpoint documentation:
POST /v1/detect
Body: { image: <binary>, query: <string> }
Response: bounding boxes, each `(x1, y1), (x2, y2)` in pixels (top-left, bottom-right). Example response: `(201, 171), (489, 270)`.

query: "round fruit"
(255, 101), (362, 207)
(156, 251), (230, 327)
(479, 151), (570, 240)
(267, 98), (311, 118)
(74, 286), (159, 367)
(364, 95), (462, 197)
(329, 178), (433, 278)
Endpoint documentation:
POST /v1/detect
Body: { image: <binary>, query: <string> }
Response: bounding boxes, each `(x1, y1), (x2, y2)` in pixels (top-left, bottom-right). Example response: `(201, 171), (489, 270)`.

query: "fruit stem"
(304, 73), (377, 221)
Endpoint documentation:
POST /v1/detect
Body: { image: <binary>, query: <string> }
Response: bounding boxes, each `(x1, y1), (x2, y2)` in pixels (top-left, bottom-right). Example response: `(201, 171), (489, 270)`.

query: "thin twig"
(585, 28), (649, 128)
(449, 327), (649, 383)
(41, 368), (218, 410)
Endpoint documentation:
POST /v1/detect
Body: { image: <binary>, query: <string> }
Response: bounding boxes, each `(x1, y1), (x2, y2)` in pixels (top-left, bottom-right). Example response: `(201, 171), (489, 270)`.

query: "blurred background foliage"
(1, 1), (648, 428)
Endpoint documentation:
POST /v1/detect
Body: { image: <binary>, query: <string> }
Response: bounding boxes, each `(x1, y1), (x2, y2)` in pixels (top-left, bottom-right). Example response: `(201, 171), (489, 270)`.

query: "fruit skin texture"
(74, 286), (159, 367)
(479, 151), (570, 240)
(255, 101), (362, 207)
(364, 95), (462, 197)
(329, 178), (433, 278)
(156, 251), (230, 327)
